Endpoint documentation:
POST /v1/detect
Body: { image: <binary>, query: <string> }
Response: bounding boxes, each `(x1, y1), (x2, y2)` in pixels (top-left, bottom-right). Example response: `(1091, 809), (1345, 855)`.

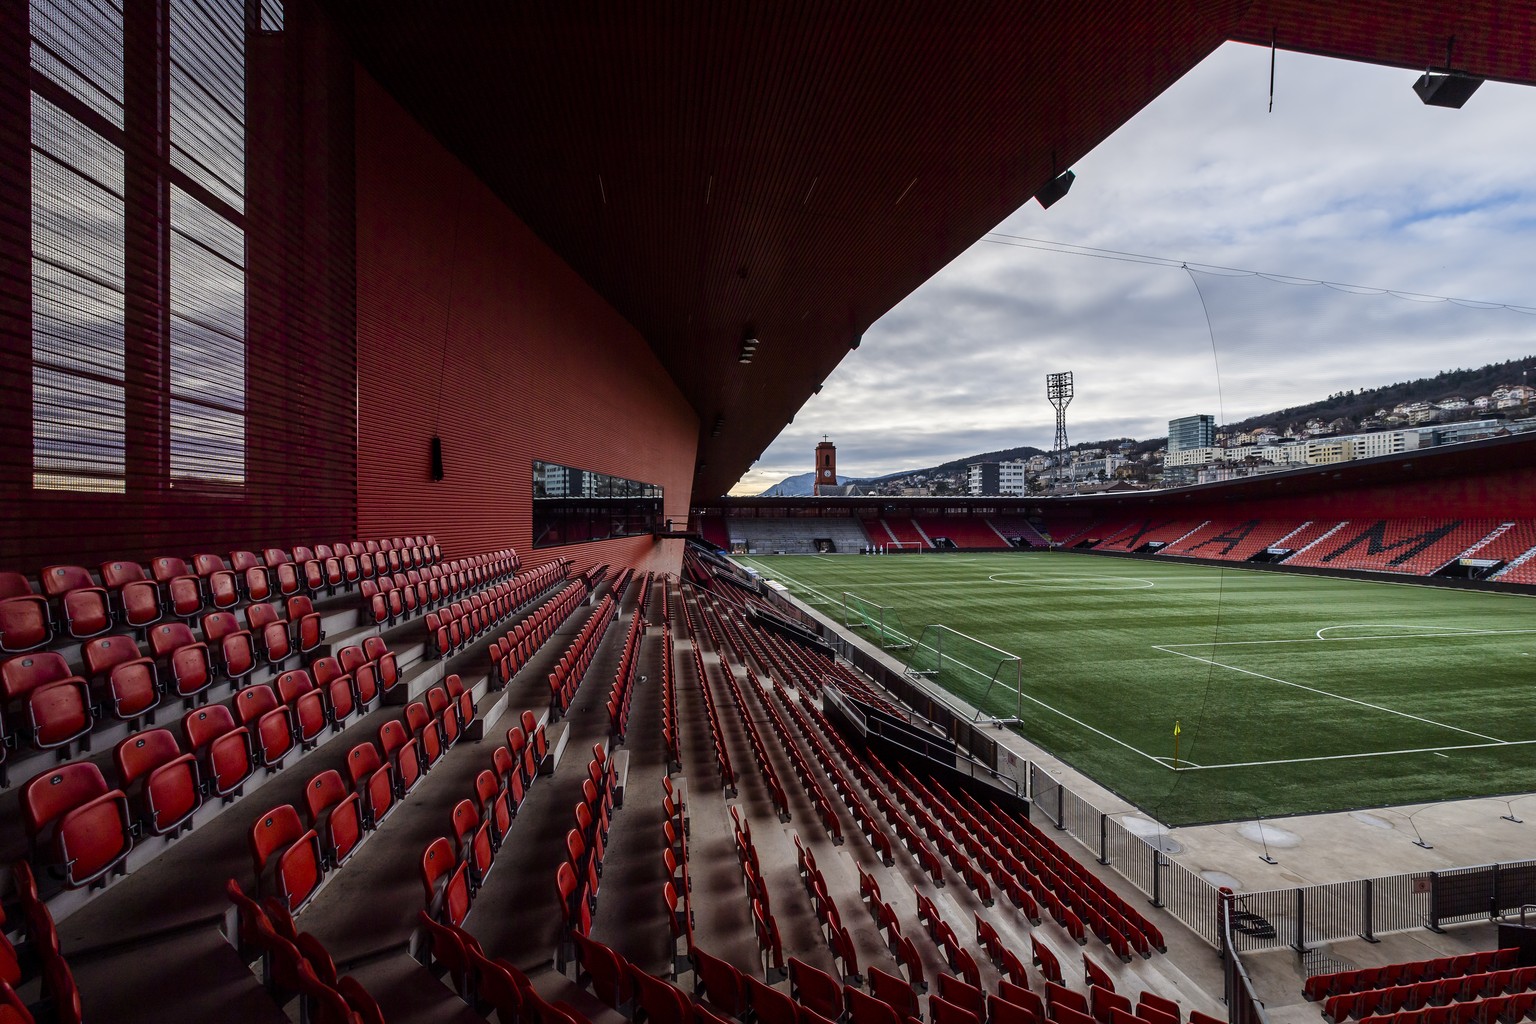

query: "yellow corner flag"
(1173, 720), (1181, 769)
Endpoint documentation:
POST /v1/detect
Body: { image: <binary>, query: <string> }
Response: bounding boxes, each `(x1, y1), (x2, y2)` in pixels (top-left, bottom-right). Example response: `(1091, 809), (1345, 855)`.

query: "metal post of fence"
(1151, 856), (1163, 908)
(1056, 785), (1065, 830)
(1293, 888), (1307, 953)
(1361, 879), (1377, 942)
(1492, 863), (1502, 921)
(1099, 814), (1109, 865)
(1427, 872), (1443, 933)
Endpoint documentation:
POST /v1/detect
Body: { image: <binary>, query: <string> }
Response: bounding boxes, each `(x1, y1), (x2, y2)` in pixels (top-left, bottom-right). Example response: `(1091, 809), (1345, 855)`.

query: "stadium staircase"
(879, 520), (932, 550)
(1157, 519), (1310, 562)
(986, 517), (1051, 548)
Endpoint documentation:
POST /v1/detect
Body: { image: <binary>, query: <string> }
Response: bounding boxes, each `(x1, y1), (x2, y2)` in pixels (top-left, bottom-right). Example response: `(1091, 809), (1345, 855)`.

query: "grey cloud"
(731, 44), (1536, 494)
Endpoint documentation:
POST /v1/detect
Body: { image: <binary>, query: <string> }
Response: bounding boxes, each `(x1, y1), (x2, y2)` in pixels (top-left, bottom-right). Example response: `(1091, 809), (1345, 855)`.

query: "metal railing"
(1220, 889), (1272, 1024)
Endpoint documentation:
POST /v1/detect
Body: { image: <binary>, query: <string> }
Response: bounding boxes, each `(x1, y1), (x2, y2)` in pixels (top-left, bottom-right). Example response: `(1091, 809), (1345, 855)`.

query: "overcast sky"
(729, 42), (1536, 494)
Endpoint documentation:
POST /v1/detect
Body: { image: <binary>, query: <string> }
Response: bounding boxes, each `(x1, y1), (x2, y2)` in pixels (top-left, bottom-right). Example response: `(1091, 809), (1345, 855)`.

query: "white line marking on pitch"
(1158, 627), (1536, 649)
(1152, 646), (1505, 743)
(1172, 737), (1536, 771)
(1315, 623), (1489, 640)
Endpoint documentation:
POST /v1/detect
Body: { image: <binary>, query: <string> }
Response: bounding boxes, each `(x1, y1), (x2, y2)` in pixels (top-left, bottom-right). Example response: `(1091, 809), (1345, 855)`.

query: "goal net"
(904, 624), (1025, 724)
(841, 591), (912, 649)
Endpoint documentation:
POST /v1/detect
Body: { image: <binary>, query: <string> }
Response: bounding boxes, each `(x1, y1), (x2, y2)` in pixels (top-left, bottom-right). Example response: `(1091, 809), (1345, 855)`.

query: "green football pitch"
(733, 550), (1536, 826)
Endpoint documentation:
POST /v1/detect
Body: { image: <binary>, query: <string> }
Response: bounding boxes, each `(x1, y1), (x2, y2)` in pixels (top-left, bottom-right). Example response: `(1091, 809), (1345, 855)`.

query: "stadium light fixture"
(1036, 149), (1075, 209)
(739, 327), (760, 364)
(1035, 170), (1075, 208)
(1414, 37), (1483, 108)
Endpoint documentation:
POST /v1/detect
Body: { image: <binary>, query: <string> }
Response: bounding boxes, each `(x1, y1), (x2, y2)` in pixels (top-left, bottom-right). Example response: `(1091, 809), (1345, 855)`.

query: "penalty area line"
(1171, 737), (1536, 771)
(1152, 645), (1505, 743)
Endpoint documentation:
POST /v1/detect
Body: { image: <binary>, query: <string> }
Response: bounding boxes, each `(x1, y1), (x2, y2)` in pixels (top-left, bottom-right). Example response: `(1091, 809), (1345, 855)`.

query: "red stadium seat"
(41, 566), (112, 640)
(250, 804), (324, 912)
(114, 729), (201, 836)
(304, 770), (364, 868)
(240, 689), (297, 772)
(21, 762), (133, 889)
(0, 652), (92, 751)
(183, 704), (253, 799)
(148, 623), (215, 702)
(82, 633), (161, 723)
(0, 596), (54, 655)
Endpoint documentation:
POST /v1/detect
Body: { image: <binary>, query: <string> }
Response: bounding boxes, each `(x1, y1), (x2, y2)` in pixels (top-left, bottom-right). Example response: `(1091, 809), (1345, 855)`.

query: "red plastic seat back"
(82, 634), (142, 678)
(21, 762), (109, 839)
(236, 684), (280, 725)
(114, 729), (184, 786)
(1, 652), (75, 700)
(250, 804), (306, 876)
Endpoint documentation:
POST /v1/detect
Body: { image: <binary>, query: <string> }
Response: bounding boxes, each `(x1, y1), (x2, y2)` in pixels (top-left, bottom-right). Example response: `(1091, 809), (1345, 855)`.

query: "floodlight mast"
(1046, 371), (1074, 492)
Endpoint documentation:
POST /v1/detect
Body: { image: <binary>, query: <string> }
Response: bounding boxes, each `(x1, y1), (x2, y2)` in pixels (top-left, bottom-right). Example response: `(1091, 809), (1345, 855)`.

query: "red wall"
(0, 8), (357, 574)
(354, 71), (697, 575)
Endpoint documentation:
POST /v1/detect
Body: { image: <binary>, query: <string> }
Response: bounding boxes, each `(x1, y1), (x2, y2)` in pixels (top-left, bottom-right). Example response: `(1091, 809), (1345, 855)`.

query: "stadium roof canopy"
(323, 1), (1536, 499)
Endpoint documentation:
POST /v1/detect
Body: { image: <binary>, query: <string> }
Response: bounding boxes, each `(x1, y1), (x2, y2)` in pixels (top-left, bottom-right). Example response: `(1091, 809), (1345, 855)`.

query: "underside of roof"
(320, 1), (1536, 499)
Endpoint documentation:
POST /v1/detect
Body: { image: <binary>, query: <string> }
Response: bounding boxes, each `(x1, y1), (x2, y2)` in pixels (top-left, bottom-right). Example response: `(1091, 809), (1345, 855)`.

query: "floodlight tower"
(1046, 371), (1074, 491)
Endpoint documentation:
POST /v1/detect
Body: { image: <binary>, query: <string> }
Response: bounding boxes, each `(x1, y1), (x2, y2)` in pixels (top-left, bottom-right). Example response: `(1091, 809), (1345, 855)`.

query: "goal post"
(841, 591), (912, 649)
(904, 624), (1025, 725)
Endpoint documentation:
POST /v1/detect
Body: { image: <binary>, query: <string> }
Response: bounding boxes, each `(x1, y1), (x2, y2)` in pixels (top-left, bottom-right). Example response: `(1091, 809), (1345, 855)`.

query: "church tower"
(814, 437), (837, 495)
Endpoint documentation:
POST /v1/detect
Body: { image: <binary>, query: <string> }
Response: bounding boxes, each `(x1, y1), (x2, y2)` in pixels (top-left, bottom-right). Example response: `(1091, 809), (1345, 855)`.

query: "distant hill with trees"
(1226, 355), (1536, 434)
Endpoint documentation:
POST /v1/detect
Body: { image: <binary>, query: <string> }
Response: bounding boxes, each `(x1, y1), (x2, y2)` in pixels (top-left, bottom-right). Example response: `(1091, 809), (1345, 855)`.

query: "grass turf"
(735, 550), (1536, 825)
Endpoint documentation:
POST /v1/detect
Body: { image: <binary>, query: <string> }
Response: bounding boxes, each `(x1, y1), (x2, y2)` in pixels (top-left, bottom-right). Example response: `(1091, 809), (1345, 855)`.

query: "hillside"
(1227, 355), (1536, 433)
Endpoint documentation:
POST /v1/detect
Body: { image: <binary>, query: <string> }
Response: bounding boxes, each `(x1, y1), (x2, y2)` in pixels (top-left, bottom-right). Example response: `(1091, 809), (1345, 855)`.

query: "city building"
(1167, 414), (1215, 454)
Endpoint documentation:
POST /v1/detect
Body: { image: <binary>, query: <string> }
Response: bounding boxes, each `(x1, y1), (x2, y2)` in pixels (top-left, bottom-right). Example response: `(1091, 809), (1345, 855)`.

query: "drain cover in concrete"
(1237, 821), (1301, 848)
(1350, 811), (1394, 829)
(1118, 816), (1184, 854)
(1201, 870), (1245, 890)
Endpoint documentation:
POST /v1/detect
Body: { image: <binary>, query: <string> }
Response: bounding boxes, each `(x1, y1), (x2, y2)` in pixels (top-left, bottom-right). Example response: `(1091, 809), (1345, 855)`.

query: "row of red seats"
(487, 577), (591, 688)
(854, 863), (928, 990)
(793, 834), (862, 983)
(15, 642), (410, 894)
(661, 620), (681, 772)
(3, 861), (82, 1024)
(686, 625), (737, 796)
(1308, 950), (1522, 1001)
(419, 708), (550, 946)
(606, 605), (644, 741)
(428, 557), (566, 658)
(749, 672), (845, 848)
(637, 571), (657, 622)
(251, 676), (472, 914)
(1326, 969), (1536, 1022)
(225, 878), (385, 1024)
(767, 675), (892, 863)
(1359, 993), (1536, 1024)
(420, 915), (583, 1024)
(662, 777), (703, 977)
(555, 746), (620, 969)
(0, 592), (324, 769)
(361, 548), (514, 629)
(550, 594), (617, 716)
(875, 758), (995, 905)
(957, 788), (1165, 958)
(711, 642), (791, 821)
(0, 534), (437, 657)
